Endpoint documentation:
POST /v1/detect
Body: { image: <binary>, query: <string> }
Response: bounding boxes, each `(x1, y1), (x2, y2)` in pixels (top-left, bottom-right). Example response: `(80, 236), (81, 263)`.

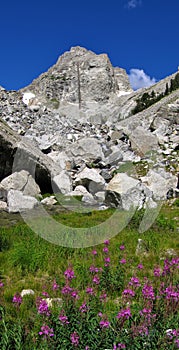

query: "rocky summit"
(0, 46), (178, 213)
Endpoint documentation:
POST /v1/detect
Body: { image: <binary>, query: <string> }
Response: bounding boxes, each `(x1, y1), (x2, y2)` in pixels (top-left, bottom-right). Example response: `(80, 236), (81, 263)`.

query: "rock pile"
(0, 47), (178, 213)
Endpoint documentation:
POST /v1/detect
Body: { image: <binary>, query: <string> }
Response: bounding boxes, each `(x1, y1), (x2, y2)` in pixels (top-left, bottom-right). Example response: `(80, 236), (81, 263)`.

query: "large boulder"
(141, 169), (177, 200)
(0, 118), (62, 193)
(106, 173), (139, 194)
(104, 149), (123, 167)
(52, 171), (72, 194)
(67, 185), (89, 196)
(128, 126), (159, 155)
(121, 185), (147, 210)
(105, 173), (143, 209)
(74, 167), (106, 194)
(69, 137), (104, 164)
(48, 151), (73, 171)
(7, 190), (39, 213)
(1, 170), (41, 197)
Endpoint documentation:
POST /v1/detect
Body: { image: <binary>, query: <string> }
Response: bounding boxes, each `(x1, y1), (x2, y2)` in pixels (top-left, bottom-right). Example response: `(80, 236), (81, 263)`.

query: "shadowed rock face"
(0, 119), (61, 193)
(0, 134), (16, 181)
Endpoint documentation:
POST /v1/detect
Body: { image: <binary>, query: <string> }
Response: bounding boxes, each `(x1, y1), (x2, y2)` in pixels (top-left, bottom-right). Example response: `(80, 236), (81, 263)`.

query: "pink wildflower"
(59, 310), (69, 324)
(117, 307), (131, 320)
(104, 239), (110, 245)
(70, 331), (79, 347)
(91, 250), (97, 255)
(120, 258), (126, 264)
(12, 293), (22, 306)
(52, 279), (59, 291)
(99, 319), (110, 328)
(93, 275), (100, 285)
(64, 268), (75, 280)
(39, 324), (54, 338)
(103, 247), (109, 253)
(86, 287), (94, 295)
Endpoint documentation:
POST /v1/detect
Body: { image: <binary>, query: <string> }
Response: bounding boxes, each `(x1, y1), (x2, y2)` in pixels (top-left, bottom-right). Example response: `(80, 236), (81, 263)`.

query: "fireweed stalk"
(1, 240), (178, 349)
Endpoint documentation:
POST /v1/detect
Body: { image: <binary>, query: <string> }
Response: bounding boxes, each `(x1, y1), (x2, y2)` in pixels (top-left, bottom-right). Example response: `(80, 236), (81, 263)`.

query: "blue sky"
(0, 0), (179, 90)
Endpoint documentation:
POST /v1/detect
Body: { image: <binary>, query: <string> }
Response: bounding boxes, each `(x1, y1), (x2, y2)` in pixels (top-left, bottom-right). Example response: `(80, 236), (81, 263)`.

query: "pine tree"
(165, 83), (169, 95)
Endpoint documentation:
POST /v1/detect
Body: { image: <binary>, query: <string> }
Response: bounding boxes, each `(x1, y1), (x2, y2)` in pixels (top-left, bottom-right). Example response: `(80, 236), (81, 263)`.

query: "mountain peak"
(22, 46), (133, 105)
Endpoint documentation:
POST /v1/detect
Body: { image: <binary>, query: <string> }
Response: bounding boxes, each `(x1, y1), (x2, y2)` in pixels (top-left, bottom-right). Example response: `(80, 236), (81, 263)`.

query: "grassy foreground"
(0, 201), (179, 349)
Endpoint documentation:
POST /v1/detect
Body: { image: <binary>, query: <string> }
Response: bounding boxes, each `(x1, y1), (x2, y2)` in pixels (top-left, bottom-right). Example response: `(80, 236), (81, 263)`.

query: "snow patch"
(22, 92), (35, 105)
(117, 91), (131, 97)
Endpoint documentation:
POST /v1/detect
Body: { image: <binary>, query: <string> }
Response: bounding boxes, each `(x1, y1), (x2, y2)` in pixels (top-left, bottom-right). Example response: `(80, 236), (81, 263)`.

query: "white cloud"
(126, 0), (142, 9)
(128, 69), (157, 90)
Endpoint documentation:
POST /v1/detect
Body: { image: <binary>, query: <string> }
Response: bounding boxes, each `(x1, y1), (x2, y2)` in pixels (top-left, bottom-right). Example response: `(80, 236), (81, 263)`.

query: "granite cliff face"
(0, 47), (178, 212)
(22, 46), (132, 104)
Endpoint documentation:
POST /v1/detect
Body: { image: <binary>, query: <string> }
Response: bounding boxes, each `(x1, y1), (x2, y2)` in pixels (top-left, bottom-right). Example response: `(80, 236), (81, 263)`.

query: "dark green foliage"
(132, 91), (164, 114)
(132, 72), (179, 115)
(170, 72), (179, 92)
(165, 82), (169, 95)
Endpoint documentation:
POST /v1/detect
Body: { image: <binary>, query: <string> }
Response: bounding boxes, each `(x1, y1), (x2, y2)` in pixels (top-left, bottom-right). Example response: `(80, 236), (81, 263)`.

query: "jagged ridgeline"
(0, 46), (179, 214)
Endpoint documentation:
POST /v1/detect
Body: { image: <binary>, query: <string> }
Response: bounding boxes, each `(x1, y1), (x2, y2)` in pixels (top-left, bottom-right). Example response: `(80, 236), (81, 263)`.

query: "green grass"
(0, 203), (178, 296)
(0, 202), (178, 349)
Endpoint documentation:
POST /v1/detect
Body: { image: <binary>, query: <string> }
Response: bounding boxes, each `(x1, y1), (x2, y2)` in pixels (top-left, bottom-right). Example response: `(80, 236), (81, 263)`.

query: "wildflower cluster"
(0, 239), (178, 349)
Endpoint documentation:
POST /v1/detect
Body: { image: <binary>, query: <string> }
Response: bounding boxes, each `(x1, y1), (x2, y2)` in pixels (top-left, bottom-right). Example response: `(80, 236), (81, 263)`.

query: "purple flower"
(162, 259), (172, 276)
(91, 250), (97, 255)
(71, 290), (79, 299)
(52, 279), (59, 291)
(59, 310), (69, 324)
(104, 239), (110, 245)
(142, 284), (155, 300)
(64, 268), (75, 280)
(79, 302), (88, 313)
(171, 257), (179, 265)
(128, 276), (140, 287)
(113, 344), (126, 349)
(86, 287), (94, 295)
(164, 285), (179, 302)
(42, 291), (49, 297)
(116, 307), (131, 320)
(120, 258), (126, 264)
(93, 275), (100, 285)
(89, 265), (99, 273)
(70, 331), (79, 347)
(119, 245), (125, 251)
(0, 281), (4, 288)
(99, 293), (107, 302)
(140, 308), (152, 315)
(137, 263), (143, 269)
(136, 325), (149, 336)
(99, 319), (110, 328)
(37, 299), (50, 316)
(61, 285), (72, 295)
(104, 256), (110, 263)
(154, 266), (161, 277)
(39, 324), (54, 338)
(122, 288), (135, 297)
(12, 293), (22, 306)
(103, 247), (109, 253)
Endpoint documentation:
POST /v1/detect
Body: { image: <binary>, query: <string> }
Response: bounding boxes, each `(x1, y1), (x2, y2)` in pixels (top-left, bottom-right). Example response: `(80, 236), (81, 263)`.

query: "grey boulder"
(1, 170), (41, 197)
(7, 189), (39, 213)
